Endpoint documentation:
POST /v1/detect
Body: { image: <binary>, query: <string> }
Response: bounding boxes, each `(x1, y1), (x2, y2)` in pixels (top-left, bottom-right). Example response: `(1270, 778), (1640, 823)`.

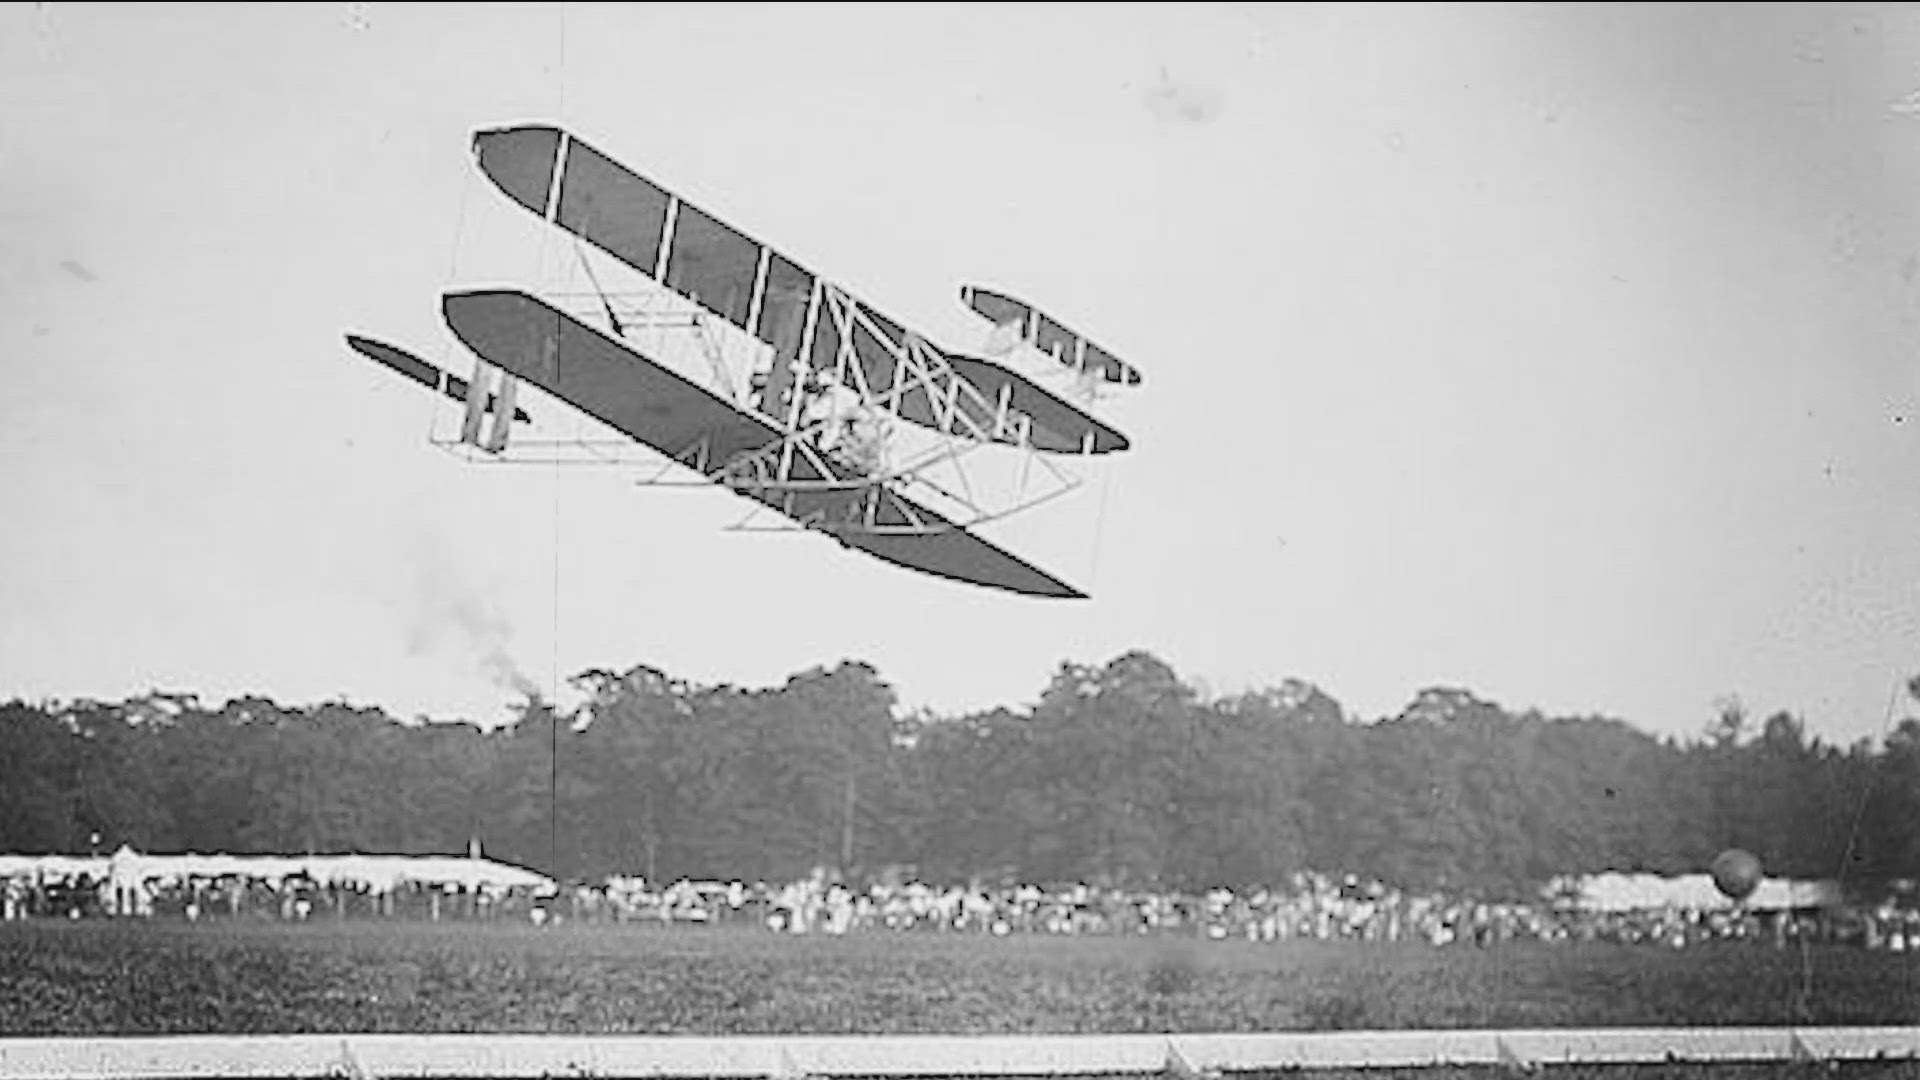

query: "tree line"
(2, 651), (1916, 900)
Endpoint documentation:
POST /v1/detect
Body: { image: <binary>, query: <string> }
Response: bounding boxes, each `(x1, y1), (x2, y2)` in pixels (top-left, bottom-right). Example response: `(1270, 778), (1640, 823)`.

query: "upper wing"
(470, 125), (1125, 457)
(939, 350), (1129, 454)
(471, 124), (813, 429)
(961, 285), (1143, 387)
(440, 288), (1086, 599)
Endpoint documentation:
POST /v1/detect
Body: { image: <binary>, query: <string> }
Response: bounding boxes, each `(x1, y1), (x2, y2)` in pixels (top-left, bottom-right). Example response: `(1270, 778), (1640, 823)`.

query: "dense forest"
(2, 651), (1916, 900)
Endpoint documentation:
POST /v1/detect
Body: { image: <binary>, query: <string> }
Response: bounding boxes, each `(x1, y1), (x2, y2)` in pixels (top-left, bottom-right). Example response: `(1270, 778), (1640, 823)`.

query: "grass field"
(1, 920), (1917, 1037)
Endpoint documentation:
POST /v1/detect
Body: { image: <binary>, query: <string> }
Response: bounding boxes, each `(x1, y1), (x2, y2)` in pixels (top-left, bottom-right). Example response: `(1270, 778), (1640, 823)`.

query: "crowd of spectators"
(574, 868), (1920, 952)
(7, 854), (1917, 953)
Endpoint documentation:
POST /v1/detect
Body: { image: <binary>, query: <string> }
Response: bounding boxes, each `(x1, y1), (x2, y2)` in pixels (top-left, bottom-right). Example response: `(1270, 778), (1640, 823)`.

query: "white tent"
(1551, 871), (1842, 913)
(0, 850), (555, 895)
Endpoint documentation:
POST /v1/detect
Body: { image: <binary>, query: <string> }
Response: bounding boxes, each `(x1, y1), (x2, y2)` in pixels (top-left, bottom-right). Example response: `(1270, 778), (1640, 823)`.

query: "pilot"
(802, 369), (854, 453)
(841, 410), (885, 475)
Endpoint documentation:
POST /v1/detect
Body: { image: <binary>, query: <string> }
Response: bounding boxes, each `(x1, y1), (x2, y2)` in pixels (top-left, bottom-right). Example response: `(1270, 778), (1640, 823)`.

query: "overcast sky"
(5, 3), (1920, 744)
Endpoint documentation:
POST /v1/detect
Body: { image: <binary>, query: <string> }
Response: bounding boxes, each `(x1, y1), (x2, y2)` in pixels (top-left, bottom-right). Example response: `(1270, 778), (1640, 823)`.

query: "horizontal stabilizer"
(344, 334), (532, 423)
(960, 286), (1143, 387)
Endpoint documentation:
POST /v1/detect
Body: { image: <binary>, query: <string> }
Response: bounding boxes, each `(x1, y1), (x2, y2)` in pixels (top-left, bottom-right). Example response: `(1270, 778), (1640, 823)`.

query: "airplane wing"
(960, 285), (1143, 387)
(939, 350), (1129, 454)
(440, 288), (1086, 599)
(469, 124), (1126, 457)
(345, 334), (532, 423)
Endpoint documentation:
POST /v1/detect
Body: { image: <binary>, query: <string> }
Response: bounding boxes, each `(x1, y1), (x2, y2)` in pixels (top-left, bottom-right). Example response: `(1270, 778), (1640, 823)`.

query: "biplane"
(344, 124), (1142, 598)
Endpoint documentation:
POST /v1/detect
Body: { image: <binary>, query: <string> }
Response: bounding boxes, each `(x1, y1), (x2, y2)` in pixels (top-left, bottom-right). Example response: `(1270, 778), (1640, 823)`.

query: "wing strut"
(571, 237), (627, 338)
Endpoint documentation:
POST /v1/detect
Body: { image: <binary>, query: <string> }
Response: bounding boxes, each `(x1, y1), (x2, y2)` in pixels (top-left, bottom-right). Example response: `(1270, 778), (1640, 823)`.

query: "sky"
(5, 3), (1920, 745)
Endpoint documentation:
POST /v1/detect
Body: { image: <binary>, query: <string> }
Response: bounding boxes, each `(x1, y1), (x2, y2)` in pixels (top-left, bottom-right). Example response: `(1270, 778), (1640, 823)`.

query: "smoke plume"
(404, 549), (542, 703)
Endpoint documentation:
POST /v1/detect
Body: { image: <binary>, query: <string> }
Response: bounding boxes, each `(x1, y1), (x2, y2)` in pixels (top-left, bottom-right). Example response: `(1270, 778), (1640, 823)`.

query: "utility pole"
(840, 773), (856, 873)
(549, 701), (559, 880)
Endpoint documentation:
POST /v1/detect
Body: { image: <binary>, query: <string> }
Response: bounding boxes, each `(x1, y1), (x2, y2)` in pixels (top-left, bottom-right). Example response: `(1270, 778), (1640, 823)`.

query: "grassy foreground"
(1, 920), (1916, 1037)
